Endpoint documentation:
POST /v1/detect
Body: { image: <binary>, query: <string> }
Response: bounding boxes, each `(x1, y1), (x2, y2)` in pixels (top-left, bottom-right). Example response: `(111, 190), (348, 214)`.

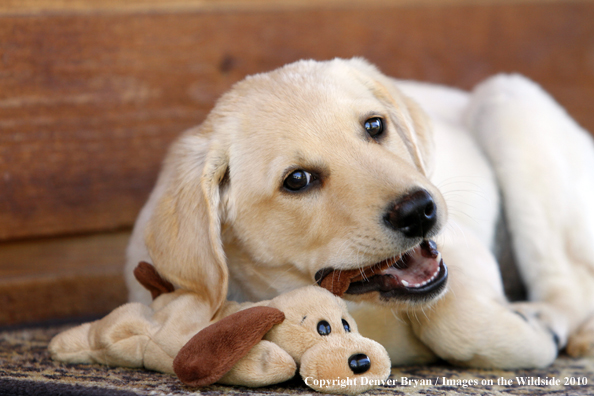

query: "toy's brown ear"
(173, 306), (285, 387)
(133, 261), (175, 300)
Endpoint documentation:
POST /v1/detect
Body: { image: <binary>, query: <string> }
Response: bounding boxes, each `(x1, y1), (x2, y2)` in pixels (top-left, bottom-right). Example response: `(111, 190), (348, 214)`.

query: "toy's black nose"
(385, 189), (437, 238)
(348, 353), (371, 374)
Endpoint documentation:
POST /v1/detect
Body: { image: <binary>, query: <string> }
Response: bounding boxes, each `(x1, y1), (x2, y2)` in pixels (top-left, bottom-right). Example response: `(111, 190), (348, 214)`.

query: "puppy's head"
(144, 58), (448, 313)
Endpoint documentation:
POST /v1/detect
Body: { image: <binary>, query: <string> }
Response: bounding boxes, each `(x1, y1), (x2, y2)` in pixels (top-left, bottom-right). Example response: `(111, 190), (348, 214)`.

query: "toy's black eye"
(317, 320), (331, 336)
(342, 319), (351, 333)
(284, 170), (314, 191)
(364, 117), (384, 138)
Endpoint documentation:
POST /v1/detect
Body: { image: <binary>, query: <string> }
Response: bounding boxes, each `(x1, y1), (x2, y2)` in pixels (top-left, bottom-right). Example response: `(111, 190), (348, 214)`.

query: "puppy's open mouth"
(315, 240), (448, 301)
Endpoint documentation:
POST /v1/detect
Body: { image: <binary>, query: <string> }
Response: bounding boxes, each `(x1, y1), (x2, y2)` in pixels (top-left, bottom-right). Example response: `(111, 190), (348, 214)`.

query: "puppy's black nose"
(385, 189), (437, 238)
(348, 353), (371, 374)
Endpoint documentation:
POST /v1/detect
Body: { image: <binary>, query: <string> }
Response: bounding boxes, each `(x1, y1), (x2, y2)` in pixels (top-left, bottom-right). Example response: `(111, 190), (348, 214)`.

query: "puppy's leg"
(349, 302), (438, 366)
(409, 231), (565, 368)
(465, 74), (594, 339)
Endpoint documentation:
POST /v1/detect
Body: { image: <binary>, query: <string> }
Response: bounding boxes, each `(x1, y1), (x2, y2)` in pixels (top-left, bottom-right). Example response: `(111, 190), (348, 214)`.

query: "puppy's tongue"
(315, 240), (442, 297)
(377, 241), (441, 289)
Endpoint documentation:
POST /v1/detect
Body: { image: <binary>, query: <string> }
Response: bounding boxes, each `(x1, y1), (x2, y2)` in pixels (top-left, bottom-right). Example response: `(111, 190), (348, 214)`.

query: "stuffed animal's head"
(265, 287), (392, 393)
(174, 286), (391, 394)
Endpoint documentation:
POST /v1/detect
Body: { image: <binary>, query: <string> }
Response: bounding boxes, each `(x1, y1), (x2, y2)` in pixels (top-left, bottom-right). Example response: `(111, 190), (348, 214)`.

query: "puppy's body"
(125, 59), (594, 368)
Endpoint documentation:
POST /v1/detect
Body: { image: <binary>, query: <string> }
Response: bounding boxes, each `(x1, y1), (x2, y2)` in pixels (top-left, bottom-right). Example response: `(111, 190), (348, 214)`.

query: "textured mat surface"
(1, 324), (593, 395)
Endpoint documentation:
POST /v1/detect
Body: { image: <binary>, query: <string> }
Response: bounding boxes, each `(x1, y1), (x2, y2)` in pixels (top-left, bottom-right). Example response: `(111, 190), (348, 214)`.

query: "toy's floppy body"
(49, 264), (391, 394)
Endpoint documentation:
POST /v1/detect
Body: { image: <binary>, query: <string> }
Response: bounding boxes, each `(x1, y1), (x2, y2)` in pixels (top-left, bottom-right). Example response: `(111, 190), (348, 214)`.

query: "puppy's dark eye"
(342, 319), (351, 333)
(364, 117), (384, 138)
(317, 320), (331, 336)
(284, 170), (313, 191)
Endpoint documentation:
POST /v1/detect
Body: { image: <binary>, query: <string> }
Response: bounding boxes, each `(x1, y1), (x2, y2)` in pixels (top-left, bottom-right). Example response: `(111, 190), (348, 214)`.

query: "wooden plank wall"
(1, 0), (594, 325)
(0, 232), (128, 325)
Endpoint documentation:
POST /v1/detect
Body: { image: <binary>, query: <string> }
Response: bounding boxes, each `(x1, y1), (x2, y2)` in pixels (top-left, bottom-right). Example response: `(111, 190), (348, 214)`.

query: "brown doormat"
(1, 323), (593, 395)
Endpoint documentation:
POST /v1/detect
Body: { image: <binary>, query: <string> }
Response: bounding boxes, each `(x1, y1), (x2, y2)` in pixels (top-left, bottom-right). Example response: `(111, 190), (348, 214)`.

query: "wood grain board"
(3, 0), (591, 16)
(0, 232), (128, 325)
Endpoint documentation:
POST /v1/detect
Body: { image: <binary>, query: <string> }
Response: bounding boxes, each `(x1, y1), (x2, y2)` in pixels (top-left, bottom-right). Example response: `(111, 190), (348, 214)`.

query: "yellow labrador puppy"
(126, 58), (594, 368)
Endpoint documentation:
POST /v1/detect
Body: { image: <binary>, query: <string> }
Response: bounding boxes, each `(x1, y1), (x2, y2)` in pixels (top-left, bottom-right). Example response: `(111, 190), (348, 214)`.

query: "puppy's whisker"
(438, 178), (494, 204)
(442, 190), (492, 206)
(358, 267), (369, 282)
(413, 307), (422, 325)
(444, 217), (464, 238)
(445, 219), (469, 250)
(447, 207), (482, 228)
(444, 200), (488, 215)
(436, 176), (493, 189)
(405, 305), (421, 325)
(420, 305), (430, 322)
(389, 308), (406, 325)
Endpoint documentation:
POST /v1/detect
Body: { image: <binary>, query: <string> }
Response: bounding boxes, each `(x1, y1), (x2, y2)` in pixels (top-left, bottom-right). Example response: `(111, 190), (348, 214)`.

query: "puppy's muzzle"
(385, 189), (437, 238)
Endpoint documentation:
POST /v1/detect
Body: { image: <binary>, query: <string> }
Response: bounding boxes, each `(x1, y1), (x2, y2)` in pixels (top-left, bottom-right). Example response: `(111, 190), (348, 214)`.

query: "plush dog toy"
(49, 263), (391, 394)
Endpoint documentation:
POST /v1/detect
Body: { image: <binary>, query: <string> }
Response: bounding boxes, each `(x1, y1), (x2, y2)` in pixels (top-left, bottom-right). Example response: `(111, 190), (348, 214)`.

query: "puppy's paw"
(567, 316), (594, 357)
(512, 302), (569, 350)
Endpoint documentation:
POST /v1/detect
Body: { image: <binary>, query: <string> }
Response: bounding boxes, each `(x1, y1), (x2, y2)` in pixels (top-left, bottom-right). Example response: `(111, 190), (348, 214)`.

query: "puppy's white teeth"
(399, 251), (441, 289)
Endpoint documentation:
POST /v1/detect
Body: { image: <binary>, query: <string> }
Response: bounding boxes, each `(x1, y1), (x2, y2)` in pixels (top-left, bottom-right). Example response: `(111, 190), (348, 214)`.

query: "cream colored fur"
(49, 286), (391, 395)
(124, 59), (594, 368)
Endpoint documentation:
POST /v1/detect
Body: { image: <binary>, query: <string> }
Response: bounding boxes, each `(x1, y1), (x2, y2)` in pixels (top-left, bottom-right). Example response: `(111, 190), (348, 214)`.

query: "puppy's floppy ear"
(346, 58), (435, 177)
(144, 121), (229, 315)
(173, 306), (285, 387)
(400, 94), (434, 176)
